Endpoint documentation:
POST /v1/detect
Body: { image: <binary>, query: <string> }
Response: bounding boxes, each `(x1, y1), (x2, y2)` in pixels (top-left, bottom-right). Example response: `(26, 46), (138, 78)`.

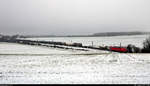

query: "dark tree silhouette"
(143, 36), (150, 49)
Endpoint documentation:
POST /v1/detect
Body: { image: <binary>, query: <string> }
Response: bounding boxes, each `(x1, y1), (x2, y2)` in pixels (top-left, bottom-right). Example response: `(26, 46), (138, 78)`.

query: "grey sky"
(0, 0), (150, 35)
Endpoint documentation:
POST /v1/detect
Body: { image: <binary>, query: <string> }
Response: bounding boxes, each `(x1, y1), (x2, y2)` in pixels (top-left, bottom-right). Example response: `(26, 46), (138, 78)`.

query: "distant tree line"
(0, 34), (26, 42)
(92, 31), (150, 37)
(1, 31), (148, 38)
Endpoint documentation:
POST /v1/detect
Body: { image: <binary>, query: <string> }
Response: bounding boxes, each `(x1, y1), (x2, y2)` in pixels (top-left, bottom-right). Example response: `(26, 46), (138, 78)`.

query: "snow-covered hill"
(0, 42), (150, 84)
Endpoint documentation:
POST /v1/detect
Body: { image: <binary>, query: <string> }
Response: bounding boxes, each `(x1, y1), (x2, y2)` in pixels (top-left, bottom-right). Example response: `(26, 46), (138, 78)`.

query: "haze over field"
(0, 0), (150, 35)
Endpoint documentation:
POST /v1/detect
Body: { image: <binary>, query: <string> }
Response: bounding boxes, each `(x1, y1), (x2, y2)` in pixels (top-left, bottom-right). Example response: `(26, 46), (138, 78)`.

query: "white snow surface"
(24, 35), (149, 48)
(0, 35), (150, 84)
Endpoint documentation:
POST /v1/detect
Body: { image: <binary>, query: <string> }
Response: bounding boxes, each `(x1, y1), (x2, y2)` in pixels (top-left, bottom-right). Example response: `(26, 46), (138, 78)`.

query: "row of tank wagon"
(15, 39), (83, 47)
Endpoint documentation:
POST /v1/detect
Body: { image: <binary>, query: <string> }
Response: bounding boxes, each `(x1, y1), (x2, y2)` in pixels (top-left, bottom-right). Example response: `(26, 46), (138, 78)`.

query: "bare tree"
(143, 36), (150, 49)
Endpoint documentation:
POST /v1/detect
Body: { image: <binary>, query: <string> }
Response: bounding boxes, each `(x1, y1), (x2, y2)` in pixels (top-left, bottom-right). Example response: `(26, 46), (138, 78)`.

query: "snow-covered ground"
(0, 41), (150, 84)
(25, 35), (149, 48)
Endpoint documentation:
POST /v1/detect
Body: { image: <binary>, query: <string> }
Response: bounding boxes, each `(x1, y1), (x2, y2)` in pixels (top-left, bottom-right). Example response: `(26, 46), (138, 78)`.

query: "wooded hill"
(0, 31), (149, 38)
(92, 31), (150, 37)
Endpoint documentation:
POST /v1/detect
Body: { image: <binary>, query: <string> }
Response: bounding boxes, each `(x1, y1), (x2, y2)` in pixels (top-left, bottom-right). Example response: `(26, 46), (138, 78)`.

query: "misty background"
(0, 0), (150, 35)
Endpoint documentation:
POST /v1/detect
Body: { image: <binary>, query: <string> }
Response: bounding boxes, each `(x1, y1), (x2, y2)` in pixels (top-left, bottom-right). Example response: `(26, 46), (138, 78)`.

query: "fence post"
(92, 41), (93, 47)
(120, 43), (121, 48)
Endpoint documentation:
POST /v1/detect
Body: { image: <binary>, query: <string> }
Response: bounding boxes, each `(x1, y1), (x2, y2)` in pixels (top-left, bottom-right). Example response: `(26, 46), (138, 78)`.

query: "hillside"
(92, 31), (150, 37)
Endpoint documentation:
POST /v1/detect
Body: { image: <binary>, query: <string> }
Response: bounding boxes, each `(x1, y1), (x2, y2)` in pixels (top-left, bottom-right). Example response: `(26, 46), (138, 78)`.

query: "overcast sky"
(0, 0), (150, 35)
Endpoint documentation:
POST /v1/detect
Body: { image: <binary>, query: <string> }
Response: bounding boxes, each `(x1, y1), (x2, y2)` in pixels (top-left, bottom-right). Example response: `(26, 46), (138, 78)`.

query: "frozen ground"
(0, 42), (150, 84)
(24, 35), (149, 48)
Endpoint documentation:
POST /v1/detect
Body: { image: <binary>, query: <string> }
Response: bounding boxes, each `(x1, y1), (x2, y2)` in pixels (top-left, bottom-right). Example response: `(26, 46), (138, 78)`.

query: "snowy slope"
(24, 35), (149, 48)
(0, 42), (150, 84)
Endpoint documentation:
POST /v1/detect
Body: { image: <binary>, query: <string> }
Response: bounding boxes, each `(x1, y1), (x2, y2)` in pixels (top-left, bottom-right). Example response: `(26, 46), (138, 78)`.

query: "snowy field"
(25, 35), (149, 48)
(1, 35), (150, 84)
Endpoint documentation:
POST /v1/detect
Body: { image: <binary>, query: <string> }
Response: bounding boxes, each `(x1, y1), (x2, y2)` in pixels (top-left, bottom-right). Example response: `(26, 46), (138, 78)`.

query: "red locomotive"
(109, 46), (128, 53)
